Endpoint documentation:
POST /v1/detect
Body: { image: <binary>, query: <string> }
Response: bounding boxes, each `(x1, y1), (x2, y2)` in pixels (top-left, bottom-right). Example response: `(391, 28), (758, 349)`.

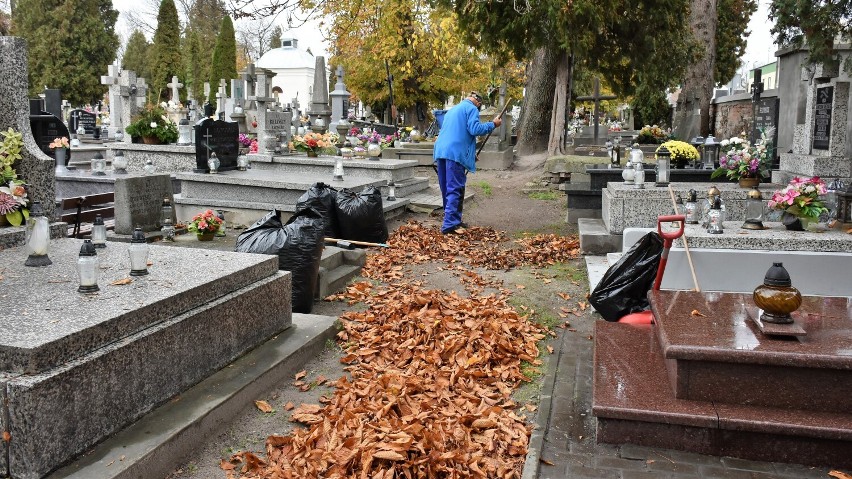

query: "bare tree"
(235, 15), (279, 62)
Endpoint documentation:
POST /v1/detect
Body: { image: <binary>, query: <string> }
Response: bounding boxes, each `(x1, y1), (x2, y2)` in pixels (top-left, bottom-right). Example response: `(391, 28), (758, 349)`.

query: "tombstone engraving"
(813, 86), (833, 150)
(29, 111), (70, 157)
(114, 173), (174, 234)
(265, 110), (291, 146)
(69, 109), (97, 135)
(752, 97), (780, 165)
(194, 118), (239, 172)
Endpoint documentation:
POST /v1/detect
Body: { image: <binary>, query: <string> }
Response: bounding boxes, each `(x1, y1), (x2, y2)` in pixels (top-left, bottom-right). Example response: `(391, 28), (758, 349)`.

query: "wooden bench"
(57, 192), (115, 238)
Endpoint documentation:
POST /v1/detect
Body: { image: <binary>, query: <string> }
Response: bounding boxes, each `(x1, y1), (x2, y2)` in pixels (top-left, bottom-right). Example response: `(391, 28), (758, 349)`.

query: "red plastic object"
(617, 215), (686, 325)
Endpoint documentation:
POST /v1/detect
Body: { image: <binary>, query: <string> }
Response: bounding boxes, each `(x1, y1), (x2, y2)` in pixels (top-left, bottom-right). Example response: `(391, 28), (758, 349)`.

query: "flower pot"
(197, 232), (215, 241)
(307, 150), (319, 158)
(738, 177), (760, 188)
(781, 211), (807, 231)
(0, 215), (8, 227)
(142, 136), (162, 145)
(54, 147), (67, 166)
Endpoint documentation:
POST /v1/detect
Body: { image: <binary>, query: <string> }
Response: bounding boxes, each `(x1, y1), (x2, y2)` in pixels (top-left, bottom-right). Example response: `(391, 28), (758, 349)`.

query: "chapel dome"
(257, 38), (315, 70)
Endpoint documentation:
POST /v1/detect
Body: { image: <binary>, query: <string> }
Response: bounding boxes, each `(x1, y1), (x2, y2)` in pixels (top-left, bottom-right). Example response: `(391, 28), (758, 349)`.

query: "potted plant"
(711, 133), (772, 187)
(0, 128), (30, 227)
(289, 132), (338, 157)
(656, 140), (698, 168)
(186, 209), (223, 241)
(636, 125), (669, 144)
(125, 105), (179, 145)
(767, 176), (828, 231)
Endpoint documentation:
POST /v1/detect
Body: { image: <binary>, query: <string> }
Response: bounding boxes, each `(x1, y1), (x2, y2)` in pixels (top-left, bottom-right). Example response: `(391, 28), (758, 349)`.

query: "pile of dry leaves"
(223, 222), (580, 478)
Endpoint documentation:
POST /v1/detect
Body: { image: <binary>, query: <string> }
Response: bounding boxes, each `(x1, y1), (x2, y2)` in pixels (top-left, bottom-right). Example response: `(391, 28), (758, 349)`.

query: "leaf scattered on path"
(254, 400), (273, 413)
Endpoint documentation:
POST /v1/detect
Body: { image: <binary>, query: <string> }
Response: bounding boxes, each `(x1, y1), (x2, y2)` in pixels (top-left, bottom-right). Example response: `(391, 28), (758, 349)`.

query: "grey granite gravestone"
(194, 118), (239, 172)
(43, 88), (62, 119)
(265, 109), (291, 147)
(0, 37), (55, 219)
(114, 173), (174, 234)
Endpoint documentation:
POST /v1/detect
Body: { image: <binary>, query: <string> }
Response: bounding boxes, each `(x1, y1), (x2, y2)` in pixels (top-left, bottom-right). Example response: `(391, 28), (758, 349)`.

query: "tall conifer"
(209, 15), (237, 100)
(150, 0), (182, 103)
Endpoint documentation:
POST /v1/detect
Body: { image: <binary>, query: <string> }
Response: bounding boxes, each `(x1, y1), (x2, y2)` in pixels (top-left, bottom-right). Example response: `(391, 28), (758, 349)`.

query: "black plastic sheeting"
(335, 187), (388, 244)
(588, 232), (664, 322)
(295, 182), (340, 239)
(235, 208), (326, 313)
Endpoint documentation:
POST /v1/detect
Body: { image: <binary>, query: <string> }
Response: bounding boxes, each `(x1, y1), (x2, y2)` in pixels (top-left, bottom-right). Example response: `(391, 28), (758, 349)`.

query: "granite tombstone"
(194, 118), (239, 172)
(69, 109), (98, 135)
(752, 97), (780, 167)
(114, 173), (174, 234)
(813, 86), (833, 150)
(29, 110), (70, 158)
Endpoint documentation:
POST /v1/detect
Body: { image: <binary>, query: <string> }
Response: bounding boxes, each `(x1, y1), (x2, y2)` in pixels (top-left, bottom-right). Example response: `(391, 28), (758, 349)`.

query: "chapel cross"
(243, 63), (256, 110)
(576, 77), (617, 144)
(167, 75), (184, 103)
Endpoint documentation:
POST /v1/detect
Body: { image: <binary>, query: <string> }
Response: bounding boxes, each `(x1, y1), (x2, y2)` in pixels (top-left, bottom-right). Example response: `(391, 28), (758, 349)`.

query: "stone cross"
(329, 65), (350, 129)
(167, 75), (183, 103)
(100, 63), (123, 132)
(116, 70), (146, 142)
(216, 79), (227, 117)
(203, 82), (211, 104)
(242, 63), (257, 111)
(250, 68), (276, 153)
(576, 77), (617, 144)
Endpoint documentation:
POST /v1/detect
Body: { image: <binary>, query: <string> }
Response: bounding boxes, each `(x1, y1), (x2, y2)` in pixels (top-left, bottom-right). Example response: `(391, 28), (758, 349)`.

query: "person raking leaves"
(433, 91), (502, 235)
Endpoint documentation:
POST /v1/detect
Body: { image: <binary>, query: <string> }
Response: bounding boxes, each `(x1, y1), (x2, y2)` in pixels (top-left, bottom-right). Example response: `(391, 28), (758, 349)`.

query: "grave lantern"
(76, 123), (86, 140)
(92, 215), (107, 248)
(690, 136), (705, 167)
(633, 157), (645, 189)
(742, 187), (765, 230)
(216, 210), (227, 237)
(333, 156), (345, 181)
(128, 227), (149, 276)
(387, 181), (397, 202)
(77, 239), (99, 293)
(114, 129), (124, 142)
(237, 155), (249, 171)
(605, 140), (614, 168)
(24, 201), (52, 267)
(838, 183), (852, 226)
(112, 151), (127, 174)
(612, 135), (622, 166)
(90, 152), (107, 176)
(753, 262), (801, 324)
(177, 117), (192, 145)
(674, 195), (685, 216)
(825, 178), (845, 221)
(655, 144), (671, 186)
(341, 141), (354, 160)
(685, 189), (700, 224)
(160, 198), (175, 242)
(707, 196), (724, 234)
(143, 159), (156, 175)
(703, 136), (720, 169)
(208, 152), (220, 174)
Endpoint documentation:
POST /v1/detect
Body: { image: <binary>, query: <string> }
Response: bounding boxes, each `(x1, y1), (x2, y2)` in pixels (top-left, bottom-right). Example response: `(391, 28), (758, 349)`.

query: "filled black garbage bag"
(588, 232), (664, 322)
(235, 208), (326, 313)
(335, 187), (388, 243)
(295, 182), (340, 238)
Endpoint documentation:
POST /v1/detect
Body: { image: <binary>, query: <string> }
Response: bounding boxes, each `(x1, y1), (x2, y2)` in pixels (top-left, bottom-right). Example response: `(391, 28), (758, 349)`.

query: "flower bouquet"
(656, 140), (698, 168)
(125, 105), (179, 144)
(711, 134), (771, 183)
(0, 180), (29, 226)
(358, 131), (394, 149)
(187, 209), (222, 240)
(290, 132), (338, 156)
(636, 125), (670, 144)
(768, 176), (828, 229)
(49, 137), (70, 150)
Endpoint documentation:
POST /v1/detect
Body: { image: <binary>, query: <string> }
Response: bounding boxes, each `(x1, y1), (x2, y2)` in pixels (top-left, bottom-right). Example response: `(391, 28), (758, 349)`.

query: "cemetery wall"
(711, 90), (778, 140)
(776, 47), (810, 156)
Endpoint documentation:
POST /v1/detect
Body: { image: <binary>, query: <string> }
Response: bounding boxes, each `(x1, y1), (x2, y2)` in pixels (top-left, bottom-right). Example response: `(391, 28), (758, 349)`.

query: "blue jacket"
(433, 99), (496, 173)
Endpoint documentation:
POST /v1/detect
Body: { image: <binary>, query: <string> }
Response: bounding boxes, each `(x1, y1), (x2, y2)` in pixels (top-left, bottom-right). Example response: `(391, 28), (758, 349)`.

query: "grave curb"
(47, 314), (338, 479)
(520, 328), (563, 479)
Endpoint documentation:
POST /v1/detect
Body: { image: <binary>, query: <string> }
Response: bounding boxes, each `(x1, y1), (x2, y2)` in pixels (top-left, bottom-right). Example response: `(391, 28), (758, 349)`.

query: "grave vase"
(307, 150), (319, 158)
(197, 232), (215, 241)
(54, 148), (67, 168)
(781, 211), (807, 231)
(142, 135), (162, 145)
(738, 176), (760, 189)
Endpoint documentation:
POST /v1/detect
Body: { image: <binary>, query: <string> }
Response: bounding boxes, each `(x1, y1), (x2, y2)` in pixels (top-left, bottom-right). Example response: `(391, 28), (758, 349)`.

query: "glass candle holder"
(77, 239), (100, 293)
(92, 214), (107, 248)
(25, 201), (52, 267)
(128, 227), (149, 276)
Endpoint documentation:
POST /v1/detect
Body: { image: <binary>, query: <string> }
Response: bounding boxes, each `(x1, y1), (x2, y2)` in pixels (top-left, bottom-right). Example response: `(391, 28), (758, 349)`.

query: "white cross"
(167, 75), (183, 102)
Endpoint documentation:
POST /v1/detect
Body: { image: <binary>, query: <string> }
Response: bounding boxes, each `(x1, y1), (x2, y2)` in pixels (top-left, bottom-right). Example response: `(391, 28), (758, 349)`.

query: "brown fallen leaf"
(829, 471), (852, 479)
(373, 450), (407, 461)
(540, 458), (555, 466)
(690, 309), (707, 317)
(254, 400), (274, 413)
(2, 431), (10, 442)
(284, 401), (294, 410)
(294, 370), (307, 380)
(515, 284), (525, 289)
(111, 278), (132, 286)
(219, 459), (236, 471)
(558, 293), (571, 301)
(546, 345), (554, 354)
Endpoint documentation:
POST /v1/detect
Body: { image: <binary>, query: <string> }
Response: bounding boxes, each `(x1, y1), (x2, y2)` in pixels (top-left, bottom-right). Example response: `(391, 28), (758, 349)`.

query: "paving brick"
(720, 456), (777, 473)
(644, 459), (700, 475)
(593, 455), (648, 470)
(566, 464), (620, 478)
(771, 463), (831, 478)
(618, 444), (655, 461)
(621, 471), (672, 479)
(697, 465), (756, 479)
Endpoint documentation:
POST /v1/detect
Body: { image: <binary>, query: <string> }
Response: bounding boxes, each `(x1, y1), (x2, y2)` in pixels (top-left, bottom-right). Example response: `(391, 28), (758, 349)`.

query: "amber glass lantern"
(742, 186), (765, 230)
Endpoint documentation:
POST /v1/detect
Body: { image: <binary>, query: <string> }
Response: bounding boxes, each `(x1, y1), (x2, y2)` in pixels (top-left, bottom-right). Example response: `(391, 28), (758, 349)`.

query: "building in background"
(256, 38), (317, 111)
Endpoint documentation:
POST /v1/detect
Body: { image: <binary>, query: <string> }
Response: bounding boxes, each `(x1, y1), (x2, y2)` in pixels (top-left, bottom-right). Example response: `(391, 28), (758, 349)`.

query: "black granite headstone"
(29, 111), (70, 158)
(69, 109), (98, 135)
(44, 89), (62, 119)
(194, 118), (239, 172)
(752, 97), (780, 168)
(813, 86), (833, 150)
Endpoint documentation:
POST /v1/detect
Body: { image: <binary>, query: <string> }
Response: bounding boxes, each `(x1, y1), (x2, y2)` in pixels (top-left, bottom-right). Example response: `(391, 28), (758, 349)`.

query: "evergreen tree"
(122, 29), (151, 81)
(13, 0), (118, 105)
(770, 0), (852, 68)
(187, 0), (226, 96)
(209, 15), (237, 99)
(184, 29), (204, 105)
(149, 0), (182, 103)
(716, 0), (758, 85)
(268, 25), (283, 50)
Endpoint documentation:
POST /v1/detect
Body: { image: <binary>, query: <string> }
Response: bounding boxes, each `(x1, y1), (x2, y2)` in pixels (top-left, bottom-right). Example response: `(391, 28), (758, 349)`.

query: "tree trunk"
(547, 51), (571, 156)
(516, 46), (559, 155)
(676, 0), (718, 138)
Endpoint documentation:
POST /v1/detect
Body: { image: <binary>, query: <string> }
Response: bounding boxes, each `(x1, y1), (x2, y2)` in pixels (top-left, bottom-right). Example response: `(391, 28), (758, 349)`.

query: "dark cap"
(470, 91), (484, 104)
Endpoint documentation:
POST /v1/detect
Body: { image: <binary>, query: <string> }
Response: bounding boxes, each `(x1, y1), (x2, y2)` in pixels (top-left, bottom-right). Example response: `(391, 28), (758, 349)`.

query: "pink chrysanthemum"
(0, 192), (18, 215)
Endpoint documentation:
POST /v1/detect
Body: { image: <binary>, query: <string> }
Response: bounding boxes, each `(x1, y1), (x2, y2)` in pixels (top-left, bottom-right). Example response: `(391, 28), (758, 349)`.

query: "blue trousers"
(435, 158), (467, 232)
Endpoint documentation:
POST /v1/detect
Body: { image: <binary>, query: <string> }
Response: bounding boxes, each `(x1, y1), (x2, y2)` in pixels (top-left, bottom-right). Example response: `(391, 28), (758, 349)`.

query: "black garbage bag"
(335, 187), (388, 244)
(588, 232), (664, 322)
(295, 182), (340, 238)
(235, 208), (326, 313)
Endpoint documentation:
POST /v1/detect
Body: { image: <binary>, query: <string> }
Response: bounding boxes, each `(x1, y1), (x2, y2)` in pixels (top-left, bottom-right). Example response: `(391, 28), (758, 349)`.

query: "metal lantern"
(92, 214), (107, 248)
(613, 135), (622, 165)
(77, 239), (99, 293)
(633, 158), (645, 189)
(606, 140), (615, 168)
(24, 201), (52, 267)
(112, 151), (127, 174)
(742, 186), (765, 230)
(237, 155), (249, 171)
(655, 144), (671, 186)
(387, 181), (397, 202)
(90, 152), (107, 176)
(685, 189), (699, 224)
(703, 136), (720, 169)
(177, 117), (192, 145)
(128, 227), (149, 276)
(690, 136), (705, 168)
(333, 156), (345, 181)
(208, 152), (220, 174)
(216, 210), (227, 237)
(825, 178), (845, 221)
(707, 196), (724, 234)
(838, 182), (852, 226)
(143, 159), (156, 175)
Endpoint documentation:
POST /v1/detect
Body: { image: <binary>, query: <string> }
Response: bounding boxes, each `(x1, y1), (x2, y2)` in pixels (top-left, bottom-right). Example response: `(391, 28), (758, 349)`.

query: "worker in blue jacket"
(433, 91), (502, 234)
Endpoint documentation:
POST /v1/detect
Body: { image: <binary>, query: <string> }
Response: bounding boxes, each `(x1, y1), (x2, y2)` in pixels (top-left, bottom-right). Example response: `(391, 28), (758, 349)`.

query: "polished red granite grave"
(649, 290), (852, 413)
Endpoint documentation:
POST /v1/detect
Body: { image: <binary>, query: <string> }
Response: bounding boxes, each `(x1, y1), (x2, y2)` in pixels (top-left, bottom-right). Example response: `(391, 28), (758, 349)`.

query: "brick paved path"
(527, 315), (834, 479)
